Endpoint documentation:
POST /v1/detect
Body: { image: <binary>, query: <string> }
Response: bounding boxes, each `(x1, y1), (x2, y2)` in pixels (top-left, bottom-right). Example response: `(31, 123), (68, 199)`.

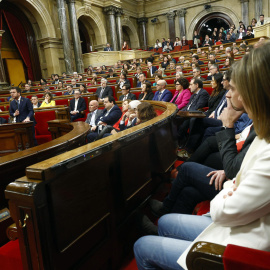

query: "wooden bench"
(4, 101), (178, 270)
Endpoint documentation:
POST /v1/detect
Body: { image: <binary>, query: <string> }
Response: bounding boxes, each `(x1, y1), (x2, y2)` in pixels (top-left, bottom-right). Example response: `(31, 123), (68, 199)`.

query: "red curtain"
(1, 10), (34, 80)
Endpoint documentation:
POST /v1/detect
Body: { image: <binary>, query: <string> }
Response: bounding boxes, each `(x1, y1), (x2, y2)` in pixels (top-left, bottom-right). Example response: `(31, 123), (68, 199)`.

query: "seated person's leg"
(158, 214), (212, 240)
(134, 214), (212, 270)
(187, 135), (220, 165)
(151, 162), (216, 217)
(203, 152), (223, 170)
(202, 126), (222, 141)
(177, 119), (190, 146)
(87, 132), (98, 143)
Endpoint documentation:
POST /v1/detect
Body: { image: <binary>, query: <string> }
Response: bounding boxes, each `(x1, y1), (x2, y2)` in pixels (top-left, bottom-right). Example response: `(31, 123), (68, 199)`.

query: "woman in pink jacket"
(170, 78), (191, 109)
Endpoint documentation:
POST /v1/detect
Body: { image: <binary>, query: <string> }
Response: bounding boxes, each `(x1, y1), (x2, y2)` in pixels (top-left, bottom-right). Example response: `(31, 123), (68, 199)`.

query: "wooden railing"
(5, 101), (178, 270)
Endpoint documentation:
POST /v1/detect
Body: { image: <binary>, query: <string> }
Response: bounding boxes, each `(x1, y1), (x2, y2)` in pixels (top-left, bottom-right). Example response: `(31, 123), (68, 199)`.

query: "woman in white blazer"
(134, 41), (270, 270)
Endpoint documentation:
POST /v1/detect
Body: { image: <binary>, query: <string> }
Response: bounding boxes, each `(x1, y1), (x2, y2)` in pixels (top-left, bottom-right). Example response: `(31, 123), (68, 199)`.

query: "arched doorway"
(0, 2), (41, 84)
(122, 26), (131, 48)
(78, 19), (91, 53)
(195, 12), (233, 40)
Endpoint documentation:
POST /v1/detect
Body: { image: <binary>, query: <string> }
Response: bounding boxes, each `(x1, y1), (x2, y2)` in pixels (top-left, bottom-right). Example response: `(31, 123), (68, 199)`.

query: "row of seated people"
(133, 40), (270, 270)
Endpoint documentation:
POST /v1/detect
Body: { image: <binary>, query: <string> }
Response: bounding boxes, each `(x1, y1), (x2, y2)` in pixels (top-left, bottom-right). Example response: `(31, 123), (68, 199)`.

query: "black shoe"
(149, 199), (170, 218)
(140, 215), (158, 235)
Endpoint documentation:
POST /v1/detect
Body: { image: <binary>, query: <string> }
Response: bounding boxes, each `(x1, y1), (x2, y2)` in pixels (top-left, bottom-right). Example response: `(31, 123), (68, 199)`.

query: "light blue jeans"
(134, 214), (212, 270)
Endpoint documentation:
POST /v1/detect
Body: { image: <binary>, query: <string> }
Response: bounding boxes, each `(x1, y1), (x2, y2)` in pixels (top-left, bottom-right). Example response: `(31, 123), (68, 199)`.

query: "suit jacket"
(242, 34), (254, 40)
(96, 105), (122, 126)
(9, 97), (35, 123)
(216, 126), (256, 180)
(214, 91), (228, 119)
(119, 93), (137, 101)
(137, 80), (150, 88)
(149, 66), (158, 76)
(236, 32), (246, 40)
(202, 39), (213, 46)
(104, 47), (113, 51)
(119, 117), (137, 131)
(138, 92), (154, 101)
(152, 89), (173, 102)
(70, 97), (87, 113)
(95, 86), (113, 99)
(0, 117), (7, 124)
(170, 88), (191, 110)
(85, 109), (103, 125)
(181, 89), (209, 111)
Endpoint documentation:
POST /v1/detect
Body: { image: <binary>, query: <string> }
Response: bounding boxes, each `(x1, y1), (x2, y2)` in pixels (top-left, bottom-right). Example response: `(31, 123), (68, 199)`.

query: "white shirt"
(90, 110), (97, 126)
(74, 98), (79, 112)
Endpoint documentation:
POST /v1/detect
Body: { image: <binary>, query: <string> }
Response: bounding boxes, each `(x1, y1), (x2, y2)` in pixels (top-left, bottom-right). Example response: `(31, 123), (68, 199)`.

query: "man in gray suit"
(85, 100), (103, 127)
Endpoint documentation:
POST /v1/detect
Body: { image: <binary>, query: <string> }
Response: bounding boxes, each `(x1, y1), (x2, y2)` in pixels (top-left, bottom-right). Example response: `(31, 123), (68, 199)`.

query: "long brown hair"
(137, 102), (157, 122)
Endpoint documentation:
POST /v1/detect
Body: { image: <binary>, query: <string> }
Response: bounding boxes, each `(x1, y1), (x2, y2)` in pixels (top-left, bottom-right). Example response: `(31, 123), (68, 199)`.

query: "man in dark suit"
(9, 87), (35, 123)
(87, 96), (122, 142)
(236, 27), (246, 40)
(136, 73), (150, 88)
(181, 78), (209, 111)
(95, 78), (114, 102)
(119, 84), (137, 101)
(147, 61), (158, 77)
(202, 35), (213, 46)
(191, 54), (204, 65)
(242, 30), (254, 40)
(104, 43), (113, 51)
(31, 95), (41, 108)
(69, 89), (87, 122)
(106, 69), (117, 78)
(206, 64), (219, 80)
(152, 80), (172, 102)
(71, 78), (80, 88)
(85, 100), (103, 126)
(22, 84), (35, 93)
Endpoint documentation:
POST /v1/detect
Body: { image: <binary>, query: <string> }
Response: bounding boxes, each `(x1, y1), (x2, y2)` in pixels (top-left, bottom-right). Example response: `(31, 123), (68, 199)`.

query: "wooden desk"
(0, 122), (35, 156)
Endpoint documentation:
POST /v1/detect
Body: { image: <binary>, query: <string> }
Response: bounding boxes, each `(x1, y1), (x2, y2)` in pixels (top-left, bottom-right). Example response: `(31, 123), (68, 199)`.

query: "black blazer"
(96, 86), (113, 99)
(216, 126), (256, 179)
(70, 97), (87, 113)
(138, 92), (154, 100)
(119, 93), (137, 101)
(181, 89), (209, 111)
(96, 105), (122, 126)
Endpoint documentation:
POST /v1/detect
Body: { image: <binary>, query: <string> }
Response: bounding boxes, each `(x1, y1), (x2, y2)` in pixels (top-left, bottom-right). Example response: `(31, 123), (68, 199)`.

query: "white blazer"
(178, 136), (270, 269)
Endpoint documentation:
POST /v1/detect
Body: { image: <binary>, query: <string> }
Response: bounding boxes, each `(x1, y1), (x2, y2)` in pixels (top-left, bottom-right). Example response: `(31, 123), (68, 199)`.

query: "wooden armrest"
(6, 223), (18, 241)
(186, 241), (225, 270)
(177, 111), (206, 118)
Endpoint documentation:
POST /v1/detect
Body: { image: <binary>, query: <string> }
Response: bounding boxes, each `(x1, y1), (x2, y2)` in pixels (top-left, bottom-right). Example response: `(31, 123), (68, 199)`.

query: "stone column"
(255, 0), (263, 21)
(240, 0), (249, 27)
(104, 6), (119, 51)
(115, 9), (123, 51)
(137, 17), (148, 50)
(0, 30), (8, 89)
(56, 0), (73, 74)
(166, 12), (176, 41)
(66, 0), (84, 73)
(176, 8), (187, 38)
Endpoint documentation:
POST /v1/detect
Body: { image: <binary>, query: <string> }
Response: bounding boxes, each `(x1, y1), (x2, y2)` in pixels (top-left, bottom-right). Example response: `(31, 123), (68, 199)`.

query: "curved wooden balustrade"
(0, 120), (90, 209)
(5, 101), (178, 270)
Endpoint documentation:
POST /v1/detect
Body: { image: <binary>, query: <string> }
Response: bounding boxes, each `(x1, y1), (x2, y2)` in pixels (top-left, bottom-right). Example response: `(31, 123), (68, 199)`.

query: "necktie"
(158, 92), (162, 101)
(100, 88), (104, 98)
